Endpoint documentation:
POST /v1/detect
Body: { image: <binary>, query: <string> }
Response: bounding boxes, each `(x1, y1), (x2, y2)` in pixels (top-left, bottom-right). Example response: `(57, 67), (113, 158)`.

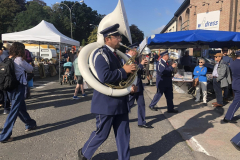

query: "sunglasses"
(199, 62), (203, 63)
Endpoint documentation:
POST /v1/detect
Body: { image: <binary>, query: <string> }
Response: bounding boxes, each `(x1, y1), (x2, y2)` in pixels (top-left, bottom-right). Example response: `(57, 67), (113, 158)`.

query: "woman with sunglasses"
(193, 58), (208, 105)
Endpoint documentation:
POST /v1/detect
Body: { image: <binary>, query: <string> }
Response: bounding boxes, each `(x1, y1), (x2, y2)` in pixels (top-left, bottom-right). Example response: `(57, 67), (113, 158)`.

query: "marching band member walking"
(124, 43), (153, 129)
(149, 52), (178, 113)
(77, 24), (137, 160)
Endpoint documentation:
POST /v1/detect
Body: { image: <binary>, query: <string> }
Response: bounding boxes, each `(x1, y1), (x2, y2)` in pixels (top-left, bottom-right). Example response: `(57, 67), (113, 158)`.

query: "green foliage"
(130, 24), (144, 44)
(81, 39), (86, 46)
(9, 1), (50, 32)
(0, 0), (21, 35)
(87, 27), (98, 44)
(120, 24), (144, 53)
(0, 0), (144, 49)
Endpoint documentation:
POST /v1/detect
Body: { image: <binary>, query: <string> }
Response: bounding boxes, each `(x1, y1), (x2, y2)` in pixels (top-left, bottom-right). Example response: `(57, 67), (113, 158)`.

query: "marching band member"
(77, 24), (137, 160)
(124, 43), (153, 129)
(149, 52), (178, 113)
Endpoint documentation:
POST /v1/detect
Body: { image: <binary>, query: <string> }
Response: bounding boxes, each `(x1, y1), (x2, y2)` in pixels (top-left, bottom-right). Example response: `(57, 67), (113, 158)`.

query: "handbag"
(27, 79), (33, 88)
(192, 67), (205, 87)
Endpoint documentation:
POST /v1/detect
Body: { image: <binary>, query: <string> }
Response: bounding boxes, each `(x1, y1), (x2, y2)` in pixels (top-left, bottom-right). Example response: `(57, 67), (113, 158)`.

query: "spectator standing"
(0, 43), (10, 114)
(148, 53), (154, 86)
(25, 49), (33, 99)
(222, 47), (233, 66)
(67, 47), (77, 63)
(0, 42), (37, 143)
(193, 58), (208, 105)
(181, 51), (192, 72)
(212, 53), (231, 107)
(153, 52), (159, 62)
(72, 50), (85, 99)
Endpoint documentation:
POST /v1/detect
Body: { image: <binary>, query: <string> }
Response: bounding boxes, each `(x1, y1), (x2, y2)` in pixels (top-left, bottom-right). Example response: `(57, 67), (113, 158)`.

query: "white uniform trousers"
(195, 81), (207, 103)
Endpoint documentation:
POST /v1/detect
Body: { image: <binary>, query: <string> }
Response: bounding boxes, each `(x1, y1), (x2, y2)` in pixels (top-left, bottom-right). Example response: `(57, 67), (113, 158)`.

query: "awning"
(148, 30), (240, 49)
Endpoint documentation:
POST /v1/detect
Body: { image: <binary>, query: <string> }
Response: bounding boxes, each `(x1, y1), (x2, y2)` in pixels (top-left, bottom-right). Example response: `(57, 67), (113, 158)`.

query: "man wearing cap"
(124, 43), (153, 129)
(221, 51), (240, 123)
(212, 53), (231, 107)
(78, 24), (137, 160)
(149, 52), (178, 113)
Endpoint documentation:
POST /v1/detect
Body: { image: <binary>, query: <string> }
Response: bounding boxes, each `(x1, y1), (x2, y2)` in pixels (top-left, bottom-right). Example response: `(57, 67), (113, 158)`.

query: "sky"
(45, 0), (185, 37)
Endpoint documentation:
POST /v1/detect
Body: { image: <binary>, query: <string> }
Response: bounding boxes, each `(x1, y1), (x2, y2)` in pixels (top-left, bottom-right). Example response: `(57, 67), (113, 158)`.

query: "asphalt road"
(0, 77), (216, 160)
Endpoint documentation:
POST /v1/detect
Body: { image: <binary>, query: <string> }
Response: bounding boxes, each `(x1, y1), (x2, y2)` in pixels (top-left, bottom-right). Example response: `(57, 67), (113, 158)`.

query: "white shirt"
(106, 45), (115, 53)
(212, 63), (219, 77)
(161, 58), (166, 63)
(14, 57), (33, 85)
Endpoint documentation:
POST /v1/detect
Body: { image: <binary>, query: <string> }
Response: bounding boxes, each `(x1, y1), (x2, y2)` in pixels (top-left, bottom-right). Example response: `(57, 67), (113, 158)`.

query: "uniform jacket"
(230, 59), (240, 91)
(216, 60), (231, 88)
(156, 59), (173, 88)
(125, 54), (144, 92)
(91, 45), (129, 115)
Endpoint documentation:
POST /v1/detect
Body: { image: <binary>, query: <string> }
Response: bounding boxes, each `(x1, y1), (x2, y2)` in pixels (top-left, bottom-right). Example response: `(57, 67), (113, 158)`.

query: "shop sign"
(197, 10), (220, 30)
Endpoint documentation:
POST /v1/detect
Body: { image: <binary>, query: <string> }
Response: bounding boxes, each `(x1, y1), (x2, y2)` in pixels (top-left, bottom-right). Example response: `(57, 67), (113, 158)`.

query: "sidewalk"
(144, 81), (240, 160)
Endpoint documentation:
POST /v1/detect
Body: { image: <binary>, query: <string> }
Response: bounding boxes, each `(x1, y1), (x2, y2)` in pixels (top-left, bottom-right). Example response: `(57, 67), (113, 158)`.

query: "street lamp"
(56, 0), (84, 39)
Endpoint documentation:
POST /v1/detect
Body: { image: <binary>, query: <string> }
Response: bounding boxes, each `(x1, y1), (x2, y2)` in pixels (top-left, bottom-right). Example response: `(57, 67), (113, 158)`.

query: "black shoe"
(221, 118), (237, 124)
(138, 124), (154, 129)
(145, 82), (150, 86)
(77, 149), (87, 160)
(167, 109), (179, 113)
(231, 141), (240, 151)
(203, 103), (208, 106)
(149, 107), (158, 111)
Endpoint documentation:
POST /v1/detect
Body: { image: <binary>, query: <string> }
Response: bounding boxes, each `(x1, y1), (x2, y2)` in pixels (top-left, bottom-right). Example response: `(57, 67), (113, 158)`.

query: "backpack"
(0, 58), (20, 91)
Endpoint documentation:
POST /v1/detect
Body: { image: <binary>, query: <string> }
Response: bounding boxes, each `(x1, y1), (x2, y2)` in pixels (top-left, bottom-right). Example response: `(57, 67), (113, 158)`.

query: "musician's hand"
(141, 59), (148, 65)
(171, 63), (177, 68)
(123, 64), (137, 74)
(130, 84), (138, 94)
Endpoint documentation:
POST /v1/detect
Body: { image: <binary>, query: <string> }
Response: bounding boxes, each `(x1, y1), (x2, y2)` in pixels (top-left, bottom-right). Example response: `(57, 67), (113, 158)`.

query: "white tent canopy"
(2, 20), (80, 46)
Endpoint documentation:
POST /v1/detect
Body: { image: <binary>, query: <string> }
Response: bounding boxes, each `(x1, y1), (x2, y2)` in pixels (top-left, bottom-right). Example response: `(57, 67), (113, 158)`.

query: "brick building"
(160, 0), (239, 55)
(161, 0), (239, 33)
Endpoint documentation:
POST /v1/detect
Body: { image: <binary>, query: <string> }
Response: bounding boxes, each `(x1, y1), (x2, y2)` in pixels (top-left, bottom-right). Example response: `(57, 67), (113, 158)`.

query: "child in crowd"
(62, 68), (70, 83)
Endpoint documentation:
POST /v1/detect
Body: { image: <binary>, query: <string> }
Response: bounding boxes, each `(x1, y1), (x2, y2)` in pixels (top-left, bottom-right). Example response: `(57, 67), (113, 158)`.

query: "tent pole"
(59, 42), (61, 83)
(38, 42), (40, 61)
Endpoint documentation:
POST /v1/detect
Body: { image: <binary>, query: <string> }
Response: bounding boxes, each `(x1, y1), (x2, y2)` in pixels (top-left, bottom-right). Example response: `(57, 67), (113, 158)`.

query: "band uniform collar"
(105, 45), (115, 53)
(127, 53), (132, 57)
(161, 58), (166, 63)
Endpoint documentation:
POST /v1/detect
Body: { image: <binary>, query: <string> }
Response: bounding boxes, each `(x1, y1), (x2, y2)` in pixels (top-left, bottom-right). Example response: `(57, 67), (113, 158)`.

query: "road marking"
(189, 137), (210, 155)
(34, 82), (56, 89)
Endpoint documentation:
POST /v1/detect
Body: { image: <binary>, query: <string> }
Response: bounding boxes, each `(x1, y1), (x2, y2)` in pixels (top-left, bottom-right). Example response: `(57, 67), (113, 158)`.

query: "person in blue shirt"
(193, 58), (208, 105)
(221, 47), (233, 102)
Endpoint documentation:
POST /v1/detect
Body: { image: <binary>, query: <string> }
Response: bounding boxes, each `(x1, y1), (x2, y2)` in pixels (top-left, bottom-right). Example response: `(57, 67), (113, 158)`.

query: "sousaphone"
(78, 0), (137, 97)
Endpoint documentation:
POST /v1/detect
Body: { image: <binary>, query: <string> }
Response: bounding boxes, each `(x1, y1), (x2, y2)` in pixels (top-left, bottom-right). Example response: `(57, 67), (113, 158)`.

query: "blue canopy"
(148, 30), (240, 49)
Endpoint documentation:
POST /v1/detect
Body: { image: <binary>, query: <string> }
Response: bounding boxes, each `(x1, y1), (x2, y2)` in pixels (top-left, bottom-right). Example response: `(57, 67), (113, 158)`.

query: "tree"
(9, 1), (50, 32)
(52, 1), (103, 43)
(0, 0), (20, 35)
(119, 24), (144, 53)
(130, 24), (144, 44)
(87, 27), (98, 44)
(81, 39), (86, 46)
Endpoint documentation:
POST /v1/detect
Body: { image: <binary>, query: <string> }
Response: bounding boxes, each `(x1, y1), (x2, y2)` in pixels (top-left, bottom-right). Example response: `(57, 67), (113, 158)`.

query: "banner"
(197, 10), (220, 30)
